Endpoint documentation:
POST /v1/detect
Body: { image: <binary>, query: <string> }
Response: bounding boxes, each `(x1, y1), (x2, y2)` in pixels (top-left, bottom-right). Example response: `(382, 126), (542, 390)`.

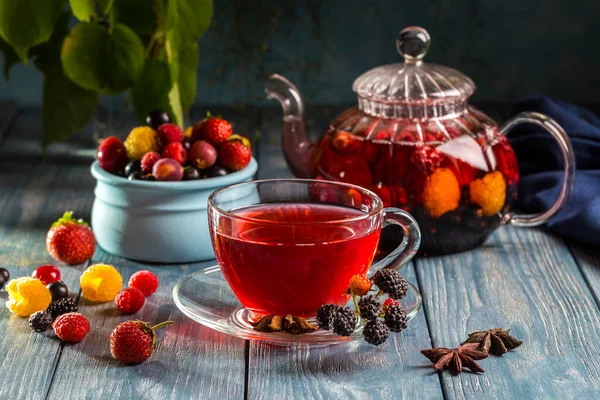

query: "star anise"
(251, 314), (317, 335)
(461, 328), (523, 356)
(421, 343), (488, 375)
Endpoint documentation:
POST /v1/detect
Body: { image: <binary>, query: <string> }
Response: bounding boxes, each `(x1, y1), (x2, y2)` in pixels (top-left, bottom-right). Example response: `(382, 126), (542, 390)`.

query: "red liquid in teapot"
(311, 115), (520, 255)
(213, 203), (381, 317)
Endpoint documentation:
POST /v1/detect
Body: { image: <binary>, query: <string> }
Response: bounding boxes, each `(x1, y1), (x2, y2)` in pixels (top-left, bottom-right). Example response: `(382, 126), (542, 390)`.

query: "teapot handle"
(499, 112), (576, 227)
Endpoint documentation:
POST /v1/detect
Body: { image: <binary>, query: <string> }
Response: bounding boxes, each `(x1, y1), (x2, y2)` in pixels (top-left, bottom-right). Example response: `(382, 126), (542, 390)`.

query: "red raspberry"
(115, 287), (145, 314)
(53, 312), (90, 343)
(157, 123), (184, 146)
(411, 146), (443, 176)
(382, 298), (399, 313)
(161, 142), (188, 166)
(347, 274), (372, 296)
(128, 270), (159, 297)
(141, 152), (161, 174)
(331, 131), (361, 154)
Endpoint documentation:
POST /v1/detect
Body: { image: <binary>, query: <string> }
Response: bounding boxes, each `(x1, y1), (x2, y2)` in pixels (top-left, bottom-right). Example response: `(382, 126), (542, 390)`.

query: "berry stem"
(152, 321), (174, 331)
(352, 294), (360, 313)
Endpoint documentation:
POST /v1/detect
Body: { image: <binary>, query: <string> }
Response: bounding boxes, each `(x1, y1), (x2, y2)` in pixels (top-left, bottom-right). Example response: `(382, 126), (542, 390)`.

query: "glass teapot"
(265, 26), (575, 255)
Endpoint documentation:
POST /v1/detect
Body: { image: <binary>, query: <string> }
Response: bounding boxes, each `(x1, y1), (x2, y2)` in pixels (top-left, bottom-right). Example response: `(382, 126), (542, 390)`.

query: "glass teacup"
(208, 179), (420, 318)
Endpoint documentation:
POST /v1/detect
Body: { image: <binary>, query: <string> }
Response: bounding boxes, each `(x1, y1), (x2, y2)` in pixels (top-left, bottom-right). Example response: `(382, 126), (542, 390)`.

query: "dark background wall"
(2, 0), (599, 106)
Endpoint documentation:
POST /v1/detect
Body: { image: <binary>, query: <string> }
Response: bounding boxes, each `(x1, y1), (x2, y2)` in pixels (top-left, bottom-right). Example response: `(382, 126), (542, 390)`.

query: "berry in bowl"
(91, 111), (257, 263)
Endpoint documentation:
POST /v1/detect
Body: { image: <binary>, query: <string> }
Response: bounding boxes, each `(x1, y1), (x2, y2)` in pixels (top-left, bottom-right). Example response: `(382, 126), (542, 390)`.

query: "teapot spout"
(265, 74), (313, 178)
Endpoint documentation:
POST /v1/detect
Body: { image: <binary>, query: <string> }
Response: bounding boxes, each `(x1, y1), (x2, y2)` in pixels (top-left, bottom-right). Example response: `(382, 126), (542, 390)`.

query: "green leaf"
(0, 37), (19, 80)
(168, 82), (183, 127)
(42, 69), (99, 147)
(130, 58), (174, 121)
(32, 12), (70, 72)
(0, 0), (65, 63)
(69, 0), (111, 22)
(61, 22), (144, 93)
(173, 43), (198, 110)
(111, 0), (156, 37)
(165, 0), (213, 52)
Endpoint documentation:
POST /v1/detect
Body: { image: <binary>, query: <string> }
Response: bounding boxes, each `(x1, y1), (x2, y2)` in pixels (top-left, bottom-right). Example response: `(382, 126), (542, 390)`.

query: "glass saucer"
(172, 265), (422, 347)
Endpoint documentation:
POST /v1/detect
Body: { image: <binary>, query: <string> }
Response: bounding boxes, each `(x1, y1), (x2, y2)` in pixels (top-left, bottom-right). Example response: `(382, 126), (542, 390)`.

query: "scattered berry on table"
(32, 265), (61, 285)
(128, 171), (144, 180)
(347, 273), (371, 296)
(161, 142), (188, 166)
(0, 267), (9, 289)
(411, 146), (443, 176)
(47, 281), (69, 301)
(97, 136), (129, 173)
(29, 311), (53, 332)
(47, 297), (78, 320)
(382, 298), (399, 313)
(358, 294), (382, 321)
(115, 287), (145, 314)
(363, 319), (390, 346)
(5, 277), (52, 316)
(80, 264), (122, 302)
(384, 304), (408, 332)
(124, 126), (160, 161)
(189, 140), (217, 169)
(218, 135), (252, 172)
(192, 115), (232, 146)
(183, 167), (201, 180)
(152, 158), (183, 181)
(316, 304), (338, 330)
(124, 160), (141, 176)
(46, 211), (95, 265)
(329, 306), (357, 336)
(372, 269), (408, 300)
(110, 320), (173, 364)
(146, 109), (171, 130)
(53, 312), (90, 343)
(182, 136), (192, 150)
(203, 164), (228, 178)
(128, 270), (159, 297)
(157, 123), (184, 146)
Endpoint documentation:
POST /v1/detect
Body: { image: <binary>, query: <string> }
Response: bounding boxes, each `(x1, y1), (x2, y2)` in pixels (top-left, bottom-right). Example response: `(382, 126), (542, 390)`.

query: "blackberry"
(47, 298), (78, 320)
(358, 295), (382, 321)
(29, 311), (53, 332)
(384, 304), (408, 332)
(372, 269), (408, 299)
(330, 306), (357, 336)
(316, 304), (337, 330)
(363, 319), (389, 346)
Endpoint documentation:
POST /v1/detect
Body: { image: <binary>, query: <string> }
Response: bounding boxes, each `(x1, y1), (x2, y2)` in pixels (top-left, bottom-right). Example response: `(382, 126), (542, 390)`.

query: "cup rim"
(208, 178), (384, 226)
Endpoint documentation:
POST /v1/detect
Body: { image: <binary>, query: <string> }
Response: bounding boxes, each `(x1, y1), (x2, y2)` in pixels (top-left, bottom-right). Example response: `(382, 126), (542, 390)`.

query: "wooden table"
(1, 102), (600, 400)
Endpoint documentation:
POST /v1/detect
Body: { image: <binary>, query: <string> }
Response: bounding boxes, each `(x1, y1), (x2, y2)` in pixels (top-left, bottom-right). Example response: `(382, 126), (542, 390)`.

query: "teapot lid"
(352, 26), (475, 120)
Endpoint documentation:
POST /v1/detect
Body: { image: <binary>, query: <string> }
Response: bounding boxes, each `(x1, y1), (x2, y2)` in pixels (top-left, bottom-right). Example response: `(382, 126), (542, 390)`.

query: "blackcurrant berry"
(146, 109), (171, 130)
(47, 281), (69, 301)
(204, 164), (228, 178)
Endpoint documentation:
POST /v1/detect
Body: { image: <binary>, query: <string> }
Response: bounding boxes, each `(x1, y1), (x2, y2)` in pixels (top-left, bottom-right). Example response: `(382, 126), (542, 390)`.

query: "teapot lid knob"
(396, 26), (430, 63)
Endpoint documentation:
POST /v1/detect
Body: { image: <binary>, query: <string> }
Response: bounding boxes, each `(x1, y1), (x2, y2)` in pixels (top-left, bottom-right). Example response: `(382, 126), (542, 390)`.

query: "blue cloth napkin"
(508, 96), (600, 246)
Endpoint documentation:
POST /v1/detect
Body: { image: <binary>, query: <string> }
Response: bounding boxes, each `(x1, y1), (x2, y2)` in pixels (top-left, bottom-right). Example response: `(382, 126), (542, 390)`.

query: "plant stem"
(152, 321), (174, 330)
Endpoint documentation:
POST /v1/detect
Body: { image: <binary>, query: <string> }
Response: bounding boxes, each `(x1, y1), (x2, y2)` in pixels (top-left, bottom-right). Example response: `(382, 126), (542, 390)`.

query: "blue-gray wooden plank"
(569, 243), (600, 312)
(415, 227), (600, 398)
(246, 107), (443, 399)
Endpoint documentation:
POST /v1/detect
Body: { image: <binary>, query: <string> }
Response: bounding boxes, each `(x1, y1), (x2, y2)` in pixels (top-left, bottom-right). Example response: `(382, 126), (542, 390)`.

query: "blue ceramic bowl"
(90, 159), (258, 263)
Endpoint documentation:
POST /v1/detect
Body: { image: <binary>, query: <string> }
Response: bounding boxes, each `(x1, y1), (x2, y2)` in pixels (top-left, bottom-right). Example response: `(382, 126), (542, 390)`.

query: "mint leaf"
(69, 0), (111, 22)
(61, 22), (144, 94)
(111, 0), (156, 37)
(166, 0), (212, 52)
(0, 37), (19, 80)
(0, 0), (65, 63)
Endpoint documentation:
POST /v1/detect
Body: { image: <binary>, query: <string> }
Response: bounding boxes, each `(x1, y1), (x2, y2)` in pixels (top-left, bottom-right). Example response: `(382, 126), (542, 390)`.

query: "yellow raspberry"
(469, 171), (506, 216)
(423, 167), (460, 218)
(184, 126), (193, 138)
(80, 264), (123, 302)
(124, 126), (159, 160)
(5, 277), (52, 317)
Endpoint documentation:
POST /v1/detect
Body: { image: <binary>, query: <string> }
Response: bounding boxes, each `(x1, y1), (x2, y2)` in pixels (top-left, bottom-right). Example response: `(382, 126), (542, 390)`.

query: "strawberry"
(218, 135), (252, 171)
(46, 212), (95, 265)
(191, 114), (232, 146)
(110, 320), (173, 364)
